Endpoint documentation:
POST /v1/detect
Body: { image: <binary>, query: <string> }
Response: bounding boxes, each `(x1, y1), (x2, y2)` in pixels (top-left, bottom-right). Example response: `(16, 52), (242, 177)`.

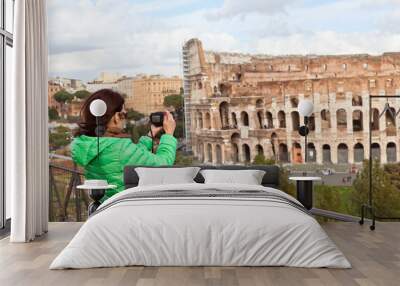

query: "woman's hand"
(163, 111), (176, 135)
(148, 125), (163, 138)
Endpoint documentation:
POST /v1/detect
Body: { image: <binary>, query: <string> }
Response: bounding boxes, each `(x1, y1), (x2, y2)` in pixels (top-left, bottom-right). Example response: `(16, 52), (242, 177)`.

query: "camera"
(149, 111), (177, 127)
(149, 112), (165, 127)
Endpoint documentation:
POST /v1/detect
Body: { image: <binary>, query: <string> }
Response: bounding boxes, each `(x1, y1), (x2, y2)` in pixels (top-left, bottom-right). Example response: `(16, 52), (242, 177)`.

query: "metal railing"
(49, 154), (89, 222)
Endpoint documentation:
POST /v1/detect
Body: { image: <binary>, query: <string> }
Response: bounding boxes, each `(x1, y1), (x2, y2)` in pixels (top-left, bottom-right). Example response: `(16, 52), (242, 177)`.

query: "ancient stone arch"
(386, 107), (396, 136)
(204, 112), (211, 129)
(216, 144), (222, 164)
(232, 143), (239, 163)
(242, 144), (251, 163)
(307, 143), (316, 162)
(308, 114), (315, 131)
(337, 143), (349, 163)
(257, 111), (264, 129)
(321, 109), (331, 128)
(207, 143), (212, 163)
(387, 142), (397, 162)
(256, 144), (264, 156)
(337, 109), (347, 129)
(291, 111), (300, 131)
(292, 142), (302, 163)
(241, 111), (249, 127)
(279, 143), (289, 163)
(290, 97), (299, 108)
(278, 111), (286, 128)
(352, 95), (362, 106)
(371, 108), (379, 131)
(197, 142), (204, 162)
(231, 112), (238, 127)
(352, 110), (363, 132)
(266, 111), (273, 129)
(354, 143), (364, 163)
(219, 102), (229, 129)
(371, 143), (381, 162)
(197, 111), (203, 129)
(322, 144), (331, 163)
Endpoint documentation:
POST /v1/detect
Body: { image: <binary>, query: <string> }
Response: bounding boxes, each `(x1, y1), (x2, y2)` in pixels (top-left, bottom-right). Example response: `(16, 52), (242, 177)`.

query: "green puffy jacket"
(71, 134), (177, 200)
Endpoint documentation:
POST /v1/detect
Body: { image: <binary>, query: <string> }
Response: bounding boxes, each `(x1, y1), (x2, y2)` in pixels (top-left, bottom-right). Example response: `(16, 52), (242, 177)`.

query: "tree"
(49, 126), (72, 150)
(174, 151), (194, 166)
(54, 90), (73, 104)
(74, 90), (91, 100)
(350, 160), (400, 218)
(126, 109), (145, 121)
(48, 107), (59, 121)
(174, 120), (184, 139)
(253, 154), (275, 165)
(126, 122), (149, 142)
(314, 185), (342, 213)
(163, 94), (183, 114)
(54, 90), (73, 117)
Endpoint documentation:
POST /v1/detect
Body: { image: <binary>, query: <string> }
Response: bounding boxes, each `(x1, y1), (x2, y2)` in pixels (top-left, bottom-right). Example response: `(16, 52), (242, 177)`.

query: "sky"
(48, 0), (400, 82)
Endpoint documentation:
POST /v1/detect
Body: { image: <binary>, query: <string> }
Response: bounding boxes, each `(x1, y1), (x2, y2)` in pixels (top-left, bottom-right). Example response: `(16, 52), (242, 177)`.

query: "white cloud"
(48, 0), (400, 81)
(254, 31), (400, 55)
(206, 0), (295, 20)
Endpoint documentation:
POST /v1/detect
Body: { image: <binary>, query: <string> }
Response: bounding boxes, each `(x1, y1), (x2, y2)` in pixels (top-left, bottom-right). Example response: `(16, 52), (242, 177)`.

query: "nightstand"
(289, 176), (321, 210)
(77, 180), (117, 215)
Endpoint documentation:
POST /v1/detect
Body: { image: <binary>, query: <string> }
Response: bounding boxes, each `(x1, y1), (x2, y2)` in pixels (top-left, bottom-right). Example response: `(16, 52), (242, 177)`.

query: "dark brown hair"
(75, 89), (125, 137)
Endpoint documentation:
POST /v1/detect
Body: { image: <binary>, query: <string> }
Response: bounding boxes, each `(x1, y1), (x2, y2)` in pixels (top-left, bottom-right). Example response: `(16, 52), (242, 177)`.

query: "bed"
(50, 165), (351, 269)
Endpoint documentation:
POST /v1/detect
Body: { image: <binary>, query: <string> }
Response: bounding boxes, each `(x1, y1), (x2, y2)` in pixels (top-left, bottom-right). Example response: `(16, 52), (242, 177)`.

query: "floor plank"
(0, 222), (398, 286)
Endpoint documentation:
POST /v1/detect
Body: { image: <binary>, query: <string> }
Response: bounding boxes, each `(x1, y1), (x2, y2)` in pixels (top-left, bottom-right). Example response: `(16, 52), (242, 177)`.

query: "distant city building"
(96, 72), (122, 83)
(68, 99), (84, 117)
(86, 81), (119, 93)
(183, 38), (400, 165)
(86, 72), (123, 93)
(48, 82), (62, 110)
(49, 76), (85, 93)
(116, 77), (135, 106)
(48, 80), (85, 118)
(129, 74), (182, 115)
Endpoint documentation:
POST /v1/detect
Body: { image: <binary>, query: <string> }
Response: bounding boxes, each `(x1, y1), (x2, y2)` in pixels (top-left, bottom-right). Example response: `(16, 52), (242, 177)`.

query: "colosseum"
(182, 39), (400, 165)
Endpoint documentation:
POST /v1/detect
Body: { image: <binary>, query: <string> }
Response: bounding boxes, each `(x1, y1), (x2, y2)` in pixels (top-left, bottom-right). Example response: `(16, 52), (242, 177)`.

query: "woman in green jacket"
(72, 89), (177, 200)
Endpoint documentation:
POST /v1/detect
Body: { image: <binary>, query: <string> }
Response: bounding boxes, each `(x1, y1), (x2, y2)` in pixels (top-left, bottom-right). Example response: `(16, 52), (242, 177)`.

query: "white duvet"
(50, 183), (351, 269)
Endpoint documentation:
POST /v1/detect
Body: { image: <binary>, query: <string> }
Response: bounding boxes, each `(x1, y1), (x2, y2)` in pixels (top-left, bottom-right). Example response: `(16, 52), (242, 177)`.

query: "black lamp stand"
(359, 94), (400, 230)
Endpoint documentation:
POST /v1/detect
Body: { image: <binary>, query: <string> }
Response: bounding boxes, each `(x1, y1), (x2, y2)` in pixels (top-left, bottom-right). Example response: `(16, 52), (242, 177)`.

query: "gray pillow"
(200, 169), (266, 185)
(136, 167), (201, 186)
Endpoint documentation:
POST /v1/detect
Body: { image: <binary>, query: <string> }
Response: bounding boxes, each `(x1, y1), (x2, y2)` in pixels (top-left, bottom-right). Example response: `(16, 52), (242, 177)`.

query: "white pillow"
(136, 167), (200, 186)
(200, 169), (266, 185)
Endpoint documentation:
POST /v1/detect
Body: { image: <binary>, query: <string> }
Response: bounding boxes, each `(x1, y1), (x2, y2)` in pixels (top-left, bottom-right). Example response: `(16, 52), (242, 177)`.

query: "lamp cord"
(96, 116), (100, 162)
(150, 129), (155, 153)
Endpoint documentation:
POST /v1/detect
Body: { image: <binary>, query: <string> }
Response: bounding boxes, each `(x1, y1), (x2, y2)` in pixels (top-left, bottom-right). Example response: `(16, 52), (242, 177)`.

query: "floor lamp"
(298, 100), (314, 164)
(359, 94), (400, 230)
(78, 99), (116, 215)
(89, 99), (107, 160)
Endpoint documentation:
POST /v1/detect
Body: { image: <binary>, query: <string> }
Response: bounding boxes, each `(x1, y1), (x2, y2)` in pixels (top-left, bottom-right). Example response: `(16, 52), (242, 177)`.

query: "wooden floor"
(0, 222), (399, 286)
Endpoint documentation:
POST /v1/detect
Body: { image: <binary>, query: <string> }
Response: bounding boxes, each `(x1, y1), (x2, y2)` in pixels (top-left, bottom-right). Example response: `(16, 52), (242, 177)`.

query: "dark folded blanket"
(91, 189), (310, 218)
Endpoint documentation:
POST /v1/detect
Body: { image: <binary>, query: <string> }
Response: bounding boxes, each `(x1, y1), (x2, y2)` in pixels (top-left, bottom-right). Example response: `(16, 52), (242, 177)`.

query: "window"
(1, 0), (14, 230)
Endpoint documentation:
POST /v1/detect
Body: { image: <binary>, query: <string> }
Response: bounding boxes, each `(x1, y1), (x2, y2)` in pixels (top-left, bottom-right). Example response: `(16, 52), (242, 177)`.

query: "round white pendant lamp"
(90, 99), (107, 117)
(298, 99), (314, 117)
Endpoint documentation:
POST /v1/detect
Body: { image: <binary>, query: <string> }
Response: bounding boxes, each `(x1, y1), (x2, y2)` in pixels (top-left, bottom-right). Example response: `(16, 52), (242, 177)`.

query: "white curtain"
(7, 0), (49, 242)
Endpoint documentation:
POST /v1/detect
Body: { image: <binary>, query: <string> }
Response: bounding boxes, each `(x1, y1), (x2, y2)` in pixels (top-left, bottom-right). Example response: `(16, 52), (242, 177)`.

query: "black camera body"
(149, 111), (177, 127)
(149, 112), (165, 127)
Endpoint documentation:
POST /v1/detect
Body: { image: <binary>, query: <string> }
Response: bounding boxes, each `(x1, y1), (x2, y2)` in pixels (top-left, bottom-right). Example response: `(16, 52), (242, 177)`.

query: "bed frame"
(124, 165), (280, 189)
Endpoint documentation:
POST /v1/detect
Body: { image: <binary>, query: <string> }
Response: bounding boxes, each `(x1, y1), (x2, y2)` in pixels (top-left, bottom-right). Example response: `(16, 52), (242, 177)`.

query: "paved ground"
(0, 222), (399, 286)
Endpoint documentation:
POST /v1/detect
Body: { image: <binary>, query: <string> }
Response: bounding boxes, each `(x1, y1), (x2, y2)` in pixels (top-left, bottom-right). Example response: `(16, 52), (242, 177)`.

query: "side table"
(77, 180), (117, 215)
(289, 176), (321, 210)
